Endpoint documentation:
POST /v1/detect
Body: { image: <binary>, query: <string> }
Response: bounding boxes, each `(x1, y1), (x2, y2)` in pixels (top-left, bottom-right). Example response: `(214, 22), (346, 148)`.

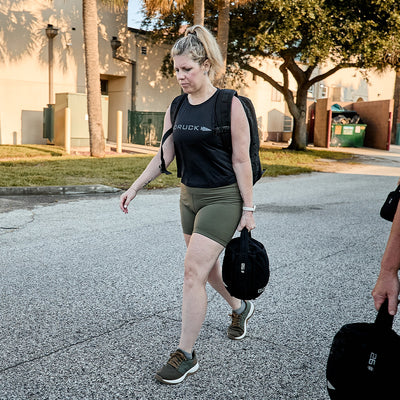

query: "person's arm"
(372, 200), (400, 315)
(230, 96), (255, 232)
(119, 107), (175, 213)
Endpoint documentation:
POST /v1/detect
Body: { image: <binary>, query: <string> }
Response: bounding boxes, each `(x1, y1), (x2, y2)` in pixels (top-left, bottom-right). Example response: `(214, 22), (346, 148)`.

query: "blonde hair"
(171, 25), (224, 81)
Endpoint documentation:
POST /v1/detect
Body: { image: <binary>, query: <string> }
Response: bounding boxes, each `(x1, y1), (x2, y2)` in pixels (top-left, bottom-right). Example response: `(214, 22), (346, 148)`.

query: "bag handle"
(239, 229), (250, 263)
(374, 298), (394, 330)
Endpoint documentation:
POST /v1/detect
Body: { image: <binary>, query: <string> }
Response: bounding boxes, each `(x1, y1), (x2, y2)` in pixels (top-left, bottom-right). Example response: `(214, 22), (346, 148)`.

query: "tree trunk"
(287, 89), (308, 150)
(288, 111), (307, 150)
(82, 0), (105, 157)
(217, 0), (230, 66)
(392, 69), (400, 144)
(193, 0), (204, 26)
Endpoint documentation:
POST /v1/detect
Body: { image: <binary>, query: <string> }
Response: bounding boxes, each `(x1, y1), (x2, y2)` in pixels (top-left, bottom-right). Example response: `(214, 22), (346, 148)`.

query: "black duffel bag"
(222, 229), (269, 300)
(326, 299), (400, 399)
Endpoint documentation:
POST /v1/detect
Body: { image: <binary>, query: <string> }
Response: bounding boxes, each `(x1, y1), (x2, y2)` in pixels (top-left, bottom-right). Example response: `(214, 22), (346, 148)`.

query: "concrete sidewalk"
(311, 144), (400, 177)
(0, 184), (121, 196)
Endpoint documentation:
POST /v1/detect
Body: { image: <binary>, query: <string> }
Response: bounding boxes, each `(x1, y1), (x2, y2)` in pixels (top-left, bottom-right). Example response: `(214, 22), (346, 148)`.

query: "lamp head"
(111, 36), (122, 55)
(46, 24), (58, 39)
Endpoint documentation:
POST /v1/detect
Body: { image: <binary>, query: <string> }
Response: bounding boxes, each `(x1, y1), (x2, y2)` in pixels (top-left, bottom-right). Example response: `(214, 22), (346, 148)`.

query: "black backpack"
(222, 229), (269, 300)
(160, 89), (264, 184)
(326, 299), (400, 399)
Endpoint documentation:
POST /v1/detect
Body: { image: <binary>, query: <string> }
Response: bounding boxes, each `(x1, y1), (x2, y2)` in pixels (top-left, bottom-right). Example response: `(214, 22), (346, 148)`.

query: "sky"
(127, 0), (148, 30)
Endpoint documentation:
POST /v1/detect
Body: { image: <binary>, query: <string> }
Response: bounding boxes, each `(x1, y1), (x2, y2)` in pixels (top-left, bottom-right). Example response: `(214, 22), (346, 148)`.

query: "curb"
(0, 184), (121, 196)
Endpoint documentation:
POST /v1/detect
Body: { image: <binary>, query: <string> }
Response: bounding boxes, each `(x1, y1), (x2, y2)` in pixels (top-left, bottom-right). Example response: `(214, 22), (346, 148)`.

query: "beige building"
(0, 0), (396, 146)
(0, 0), (180, 146)
(239, 59), (396, 143)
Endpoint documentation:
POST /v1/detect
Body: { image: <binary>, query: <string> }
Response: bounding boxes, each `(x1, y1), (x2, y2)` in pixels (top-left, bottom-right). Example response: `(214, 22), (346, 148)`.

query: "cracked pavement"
(1, 167), (400, 398)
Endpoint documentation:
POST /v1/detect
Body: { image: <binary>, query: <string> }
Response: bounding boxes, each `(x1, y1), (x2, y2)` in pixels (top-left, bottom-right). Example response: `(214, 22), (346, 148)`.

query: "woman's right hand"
(119, 187), (137, 214)
(372, 269), (400, 315)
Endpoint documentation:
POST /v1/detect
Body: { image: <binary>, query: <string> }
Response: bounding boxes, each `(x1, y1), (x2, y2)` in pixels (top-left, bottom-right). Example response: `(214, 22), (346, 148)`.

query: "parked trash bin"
(330, 123), (367, 147)
(330, 104), (367, 147)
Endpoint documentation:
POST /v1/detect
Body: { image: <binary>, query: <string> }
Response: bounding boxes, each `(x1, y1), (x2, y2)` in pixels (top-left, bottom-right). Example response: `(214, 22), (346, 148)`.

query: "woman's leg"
(178, 233), (224, 354)
(207, 259), (242, 310)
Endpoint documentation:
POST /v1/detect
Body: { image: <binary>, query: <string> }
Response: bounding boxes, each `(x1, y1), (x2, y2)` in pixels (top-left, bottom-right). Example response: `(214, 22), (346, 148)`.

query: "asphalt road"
(1, 150), (400, 399)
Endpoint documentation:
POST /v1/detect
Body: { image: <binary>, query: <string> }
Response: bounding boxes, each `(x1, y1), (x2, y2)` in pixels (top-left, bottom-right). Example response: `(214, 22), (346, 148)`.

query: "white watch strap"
(242, 205), (256, 212)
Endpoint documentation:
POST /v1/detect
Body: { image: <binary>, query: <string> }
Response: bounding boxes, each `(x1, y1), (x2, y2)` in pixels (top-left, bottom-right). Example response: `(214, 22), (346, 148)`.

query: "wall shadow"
(0, 1), (38, 62)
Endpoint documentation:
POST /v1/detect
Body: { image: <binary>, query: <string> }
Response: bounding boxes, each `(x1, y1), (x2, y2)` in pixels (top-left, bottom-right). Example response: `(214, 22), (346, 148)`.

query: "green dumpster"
(330, 123), (367, 147)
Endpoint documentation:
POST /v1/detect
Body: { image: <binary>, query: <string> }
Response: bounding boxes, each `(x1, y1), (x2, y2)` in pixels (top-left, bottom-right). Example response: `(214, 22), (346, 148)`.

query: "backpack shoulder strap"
(170, 93), (187, 125)
(214, 89), (237, 135)
(160, 127), (173, 174)
(160, 93), (187, 175)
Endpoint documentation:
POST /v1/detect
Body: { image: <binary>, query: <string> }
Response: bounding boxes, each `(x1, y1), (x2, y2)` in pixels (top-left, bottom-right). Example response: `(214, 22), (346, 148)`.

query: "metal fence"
(128, 110), (165, 147)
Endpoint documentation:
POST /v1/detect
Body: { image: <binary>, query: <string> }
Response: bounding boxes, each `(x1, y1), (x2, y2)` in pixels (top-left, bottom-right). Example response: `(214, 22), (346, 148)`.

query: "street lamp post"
(46, 24), (59, 105)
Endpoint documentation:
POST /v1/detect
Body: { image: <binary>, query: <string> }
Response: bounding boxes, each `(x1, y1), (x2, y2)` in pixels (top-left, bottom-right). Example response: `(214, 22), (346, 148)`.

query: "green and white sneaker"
(227, 300), (255, 340)
(155, 349), (199, 385)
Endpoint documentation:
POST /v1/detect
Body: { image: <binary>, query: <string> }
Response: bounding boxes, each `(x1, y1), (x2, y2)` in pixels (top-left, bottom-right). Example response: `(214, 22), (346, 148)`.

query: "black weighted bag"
(222, 229), (269, 300)
(326, 299), (400, 399)
(380, 184), (400, 222)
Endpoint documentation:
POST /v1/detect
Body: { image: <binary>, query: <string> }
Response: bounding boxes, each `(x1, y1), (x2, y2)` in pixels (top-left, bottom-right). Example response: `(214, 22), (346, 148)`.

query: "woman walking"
(119, 25), (256, 384)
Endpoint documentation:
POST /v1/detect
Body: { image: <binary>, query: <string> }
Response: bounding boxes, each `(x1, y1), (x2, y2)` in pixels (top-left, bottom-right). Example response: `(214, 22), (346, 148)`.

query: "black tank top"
(173, 90), (236, 188)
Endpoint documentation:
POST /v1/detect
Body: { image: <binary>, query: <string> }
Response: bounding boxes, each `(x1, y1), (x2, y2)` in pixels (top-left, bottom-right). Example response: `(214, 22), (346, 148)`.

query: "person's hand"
(236, 211), (256, 232)
(371, 270), (400, 315)
(119, 187), (137, 214)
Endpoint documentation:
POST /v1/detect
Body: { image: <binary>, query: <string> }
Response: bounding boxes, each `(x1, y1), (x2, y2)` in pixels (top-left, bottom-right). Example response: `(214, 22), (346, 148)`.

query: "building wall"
(229, 58), (299, 143)
(235, 59), (396, 143)
(0, 0), (180, 145)
(352, 99), (394, 150)
(317, 65), (395, 103)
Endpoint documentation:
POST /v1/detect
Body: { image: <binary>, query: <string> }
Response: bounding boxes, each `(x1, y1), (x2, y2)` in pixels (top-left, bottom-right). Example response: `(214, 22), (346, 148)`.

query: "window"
(319, 84), (328, 98)
(271, 87), (282, 102)
(283, 115), (293, 132)
(332, 87), (342, 102)
(141, 46), (147, 55)
(307, 85), (315, 98)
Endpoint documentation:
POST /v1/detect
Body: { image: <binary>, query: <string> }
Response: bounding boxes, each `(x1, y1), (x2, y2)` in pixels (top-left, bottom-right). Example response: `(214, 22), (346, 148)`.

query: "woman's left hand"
(237, 211), (256, 232)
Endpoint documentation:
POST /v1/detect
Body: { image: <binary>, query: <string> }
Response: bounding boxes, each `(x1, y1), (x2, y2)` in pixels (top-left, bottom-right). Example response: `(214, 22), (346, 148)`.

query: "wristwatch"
(242, 205), (256, 212)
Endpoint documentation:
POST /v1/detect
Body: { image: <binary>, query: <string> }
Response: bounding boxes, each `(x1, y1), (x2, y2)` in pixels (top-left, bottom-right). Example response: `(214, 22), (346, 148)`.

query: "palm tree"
(193, 0), (204, 26)
(82, 0), (125, 157)
(216, 0), (254, 85)
(82, 0), (104, 157)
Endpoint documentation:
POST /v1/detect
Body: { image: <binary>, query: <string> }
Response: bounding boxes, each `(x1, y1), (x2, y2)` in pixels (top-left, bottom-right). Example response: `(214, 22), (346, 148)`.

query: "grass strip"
(0, 145), (353, 190)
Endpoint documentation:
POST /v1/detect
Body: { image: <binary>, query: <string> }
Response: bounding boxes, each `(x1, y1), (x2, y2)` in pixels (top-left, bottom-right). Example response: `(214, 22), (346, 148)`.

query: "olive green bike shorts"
(180, 183), (243, 247)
